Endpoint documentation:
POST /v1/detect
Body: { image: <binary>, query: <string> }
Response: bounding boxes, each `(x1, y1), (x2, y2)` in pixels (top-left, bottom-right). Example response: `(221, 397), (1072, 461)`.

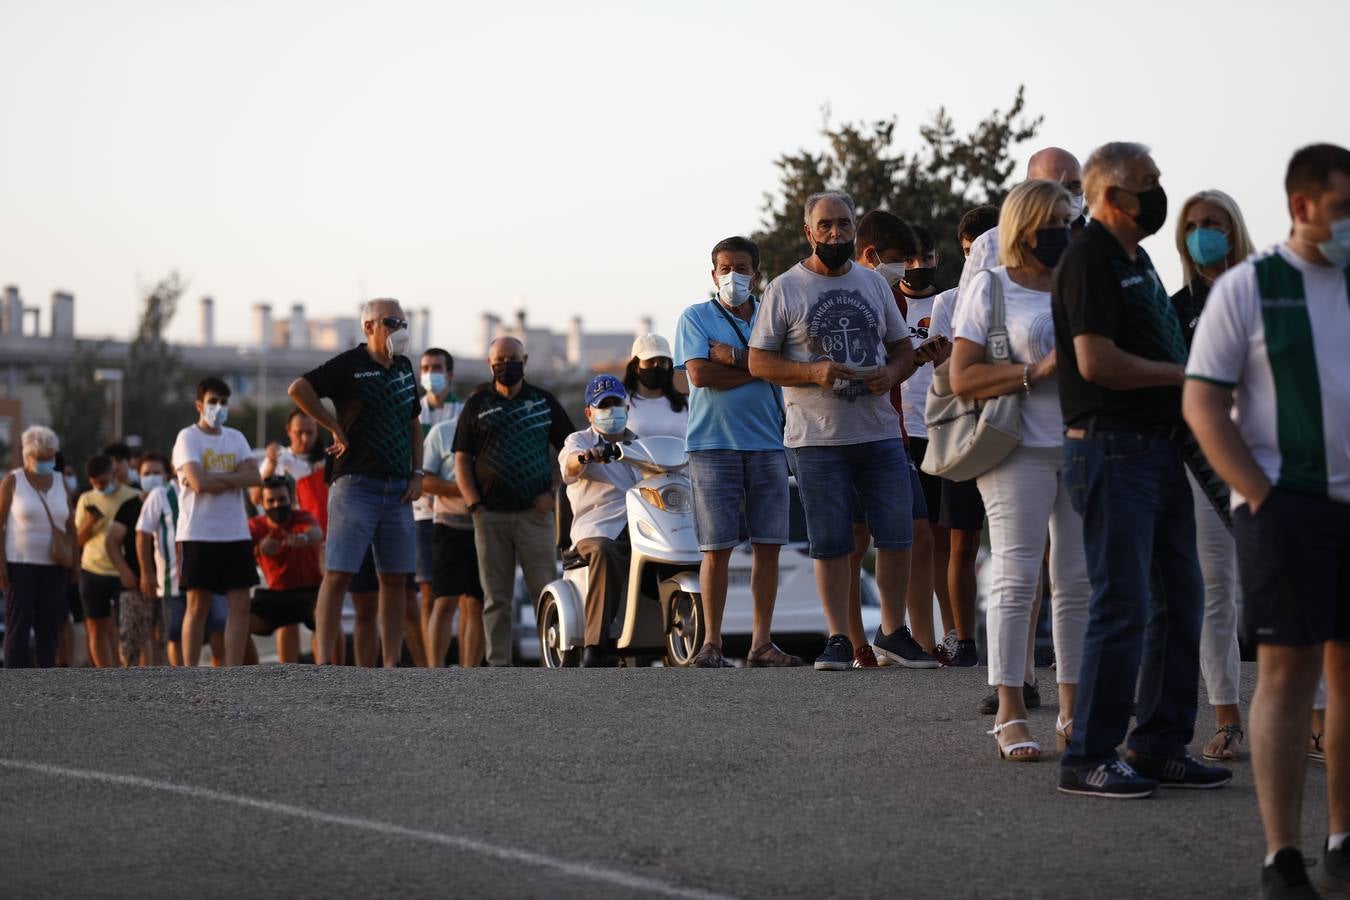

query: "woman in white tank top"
(0, 425), (74, 667)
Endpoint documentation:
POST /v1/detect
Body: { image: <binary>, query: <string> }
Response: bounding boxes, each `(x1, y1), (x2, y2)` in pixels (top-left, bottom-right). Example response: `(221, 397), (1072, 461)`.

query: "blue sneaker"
(1124, 751), (1232, 790)
(814, 634), (854, 671)
(872, 625), (940, 668)
(1058, 759), (1158, 799)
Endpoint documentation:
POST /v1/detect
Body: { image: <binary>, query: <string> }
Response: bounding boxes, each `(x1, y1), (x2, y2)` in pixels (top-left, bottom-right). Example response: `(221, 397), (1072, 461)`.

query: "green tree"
(123, 273), (190, 455)
(753, 87), (1043, 288)
(45, 343), (109, 471)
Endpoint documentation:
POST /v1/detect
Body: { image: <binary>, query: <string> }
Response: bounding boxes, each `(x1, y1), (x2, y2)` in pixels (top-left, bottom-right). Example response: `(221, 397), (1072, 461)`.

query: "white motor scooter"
(537, 434), (705, 667)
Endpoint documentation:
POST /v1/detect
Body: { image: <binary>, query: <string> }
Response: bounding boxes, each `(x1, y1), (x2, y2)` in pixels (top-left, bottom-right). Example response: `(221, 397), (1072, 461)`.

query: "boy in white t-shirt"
(171, 377), (260, 667)
(1183, 144), (1350, 896)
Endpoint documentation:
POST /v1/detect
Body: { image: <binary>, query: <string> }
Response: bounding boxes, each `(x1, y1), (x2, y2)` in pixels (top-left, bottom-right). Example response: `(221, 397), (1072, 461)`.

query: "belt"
(1064, 415), (1184, 441)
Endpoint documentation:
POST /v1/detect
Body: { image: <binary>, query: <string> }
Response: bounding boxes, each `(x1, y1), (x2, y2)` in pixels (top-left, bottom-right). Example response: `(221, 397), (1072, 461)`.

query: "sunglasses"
(379, 316), (408, 330)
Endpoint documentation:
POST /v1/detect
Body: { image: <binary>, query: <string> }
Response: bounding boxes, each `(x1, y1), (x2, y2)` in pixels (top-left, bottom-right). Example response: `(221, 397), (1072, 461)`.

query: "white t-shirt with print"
(172, 424), (254, 542)
(952, 267), (1061, 448)
(627, 394), (689, 441)
(1186, 243), (1350, 507)
(899, 288), (955, 439)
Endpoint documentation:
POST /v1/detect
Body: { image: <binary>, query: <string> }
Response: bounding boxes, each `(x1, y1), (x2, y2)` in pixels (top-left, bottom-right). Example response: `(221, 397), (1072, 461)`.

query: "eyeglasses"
(379, 316), (408, 330)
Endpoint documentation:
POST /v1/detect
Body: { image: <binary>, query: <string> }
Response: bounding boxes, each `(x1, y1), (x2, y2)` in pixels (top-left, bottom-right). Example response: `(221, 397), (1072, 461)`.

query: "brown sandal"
(1202, 724), (1245, 761)
(1309, 732), (1326, 765)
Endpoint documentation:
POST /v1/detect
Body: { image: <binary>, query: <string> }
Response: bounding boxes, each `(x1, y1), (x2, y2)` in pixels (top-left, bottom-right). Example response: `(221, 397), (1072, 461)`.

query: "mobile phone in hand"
(86, 505), (103, 520)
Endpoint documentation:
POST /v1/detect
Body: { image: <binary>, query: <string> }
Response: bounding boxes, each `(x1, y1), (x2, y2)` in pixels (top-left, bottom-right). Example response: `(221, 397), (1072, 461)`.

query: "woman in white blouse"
(623, 333), (689, 440)
(949, 179), (1091, 762)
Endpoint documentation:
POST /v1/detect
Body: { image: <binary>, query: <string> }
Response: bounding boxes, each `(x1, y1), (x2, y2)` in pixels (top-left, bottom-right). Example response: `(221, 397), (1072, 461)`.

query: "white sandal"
(989, 718), (1041, 762)
(1056, 717), (1074, 753)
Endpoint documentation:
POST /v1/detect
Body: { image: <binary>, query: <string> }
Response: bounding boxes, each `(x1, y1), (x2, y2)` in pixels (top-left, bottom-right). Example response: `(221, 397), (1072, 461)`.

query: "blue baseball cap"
(585, 374), (627, 408)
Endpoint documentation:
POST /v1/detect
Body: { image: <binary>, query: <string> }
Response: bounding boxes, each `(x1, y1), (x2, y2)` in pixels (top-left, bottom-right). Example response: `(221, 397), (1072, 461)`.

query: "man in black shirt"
(453, 336), (574, 665)
(289, 297), (424, 667)
(1052, 142), (1231, 799)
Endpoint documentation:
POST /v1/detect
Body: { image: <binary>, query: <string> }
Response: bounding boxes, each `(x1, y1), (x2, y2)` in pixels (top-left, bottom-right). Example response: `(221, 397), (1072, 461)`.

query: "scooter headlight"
(640, 485), (690, 513)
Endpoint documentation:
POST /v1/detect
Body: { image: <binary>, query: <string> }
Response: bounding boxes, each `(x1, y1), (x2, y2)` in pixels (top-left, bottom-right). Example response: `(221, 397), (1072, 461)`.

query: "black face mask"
(492, 360), (525, 388)
(1117, 185), (1168, 236)
(265, 505), (292, 525)
(1029, 226), (1072, 270)
(901, 267), (937, 292)
(636, 367), (670, 390)
(814, 240), (855, 270)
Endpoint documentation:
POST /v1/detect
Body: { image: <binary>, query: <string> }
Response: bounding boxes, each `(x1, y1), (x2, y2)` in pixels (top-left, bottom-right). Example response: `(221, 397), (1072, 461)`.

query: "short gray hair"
(359, 298), (401, 323)
(21, 425), (59, 459)
(804, 191), (857, 225)
(1083, 142), (1152, 208)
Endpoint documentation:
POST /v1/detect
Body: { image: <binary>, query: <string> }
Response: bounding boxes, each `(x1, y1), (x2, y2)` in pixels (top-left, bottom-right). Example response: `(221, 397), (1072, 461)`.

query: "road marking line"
(0, 758), (736, 900)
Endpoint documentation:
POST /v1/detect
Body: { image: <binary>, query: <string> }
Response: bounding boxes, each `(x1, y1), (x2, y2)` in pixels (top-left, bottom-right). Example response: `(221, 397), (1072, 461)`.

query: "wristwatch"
(411, 468), (426, 478)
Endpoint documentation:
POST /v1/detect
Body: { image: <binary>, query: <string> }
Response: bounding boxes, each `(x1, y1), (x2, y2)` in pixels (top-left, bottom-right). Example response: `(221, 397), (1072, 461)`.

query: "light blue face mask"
(34, 459), (56, 476)
(1318, 217), (1350, 268)
(421, 372), (448, 395)
(591, 407), (628, 435)
(203, 403), (228, 428)
(1186, 227), (1230, 268)
(100, 482), (118, 496)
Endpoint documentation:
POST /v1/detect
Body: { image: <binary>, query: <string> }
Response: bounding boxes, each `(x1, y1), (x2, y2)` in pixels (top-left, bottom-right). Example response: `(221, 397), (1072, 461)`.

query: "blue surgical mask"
(34, 459), (56, 476)
(100, 482), (118, 496)
(1186, 228), (1231, 268)
(64, 474), (78, 493)
(1318, 217), (1350, 269)
(203, 403), (228, 428)
(140, 474), (165, 492)
(591, 407), (628, 435)
(421, 372), (448, 394)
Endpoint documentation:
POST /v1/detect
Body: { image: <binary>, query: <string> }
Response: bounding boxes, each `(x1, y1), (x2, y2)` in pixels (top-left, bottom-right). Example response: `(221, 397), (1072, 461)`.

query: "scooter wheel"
(538, 591), (580, 668)
(664, 590), (705, 668)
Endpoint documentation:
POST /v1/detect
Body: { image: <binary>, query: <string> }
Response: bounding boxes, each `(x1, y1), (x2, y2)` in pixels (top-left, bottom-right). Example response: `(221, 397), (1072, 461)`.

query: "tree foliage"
(45, 343), (108, 471)
(752, 87), (1043, 289)
(123, 273), (189, 454)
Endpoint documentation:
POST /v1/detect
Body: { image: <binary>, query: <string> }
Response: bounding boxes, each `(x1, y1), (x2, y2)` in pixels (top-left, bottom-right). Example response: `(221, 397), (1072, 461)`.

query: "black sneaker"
(872, 625), (939, 668)
(580, 646), (617, 668)
(1124, 751), (1233, 790)
(1324, 838), (1349, 894)
(979, 681), (1041, 714)
(1057, 759), (1158, 799)
(949, 639), (978, 667)
(814, 634), (854, 671)
(1261, 848), (1319, 899)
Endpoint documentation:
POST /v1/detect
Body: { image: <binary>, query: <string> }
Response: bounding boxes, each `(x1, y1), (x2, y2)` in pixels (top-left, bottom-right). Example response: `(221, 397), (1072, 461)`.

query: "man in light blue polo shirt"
(674, 236), (801, 668)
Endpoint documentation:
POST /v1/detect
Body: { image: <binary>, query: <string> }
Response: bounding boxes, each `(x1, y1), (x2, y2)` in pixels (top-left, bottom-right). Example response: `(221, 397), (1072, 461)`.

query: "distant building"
(480, 309), (651, 374)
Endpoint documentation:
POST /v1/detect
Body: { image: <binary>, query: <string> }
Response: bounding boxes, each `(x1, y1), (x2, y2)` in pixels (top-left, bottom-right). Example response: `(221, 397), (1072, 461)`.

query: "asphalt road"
(0, 664), (1329, 899)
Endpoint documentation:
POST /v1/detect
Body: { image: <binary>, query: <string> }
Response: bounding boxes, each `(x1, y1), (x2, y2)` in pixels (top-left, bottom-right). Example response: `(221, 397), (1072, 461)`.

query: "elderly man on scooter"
(559, 375), (641, 667)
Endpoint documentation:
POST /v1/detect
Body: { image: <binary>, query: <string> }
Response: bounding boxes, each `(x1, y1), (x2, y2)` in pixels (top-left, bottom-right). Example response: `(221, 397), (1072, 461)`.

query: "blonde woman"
(1171, 190), (1256, 762)
(949, 179), (1091, 761)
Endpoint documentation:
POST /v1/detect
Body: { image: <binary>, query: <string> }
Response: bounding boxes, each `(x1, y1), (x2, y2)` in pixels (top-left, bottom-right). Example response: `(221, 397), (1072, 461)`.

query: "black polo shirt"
(452, 382), (575, 512)
(1169, 280), (1210, 348)
(1052, 221), (1189, 429)
(301, 344), (419, 482)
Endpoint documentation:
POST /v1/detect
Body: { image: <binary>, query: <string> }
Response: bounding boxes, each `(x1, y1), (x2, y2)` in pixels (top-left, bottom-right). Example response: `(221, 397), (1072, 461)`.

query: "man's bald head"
(1027, 147), (1083, 192)
(488, 336), (525, 365)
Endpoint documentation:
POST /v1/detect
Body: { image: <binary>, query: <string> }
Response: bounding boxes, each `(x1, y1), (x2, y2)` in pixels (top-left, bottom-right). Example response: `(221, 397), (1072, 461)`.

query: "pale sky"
(3, 0), (1347, 359)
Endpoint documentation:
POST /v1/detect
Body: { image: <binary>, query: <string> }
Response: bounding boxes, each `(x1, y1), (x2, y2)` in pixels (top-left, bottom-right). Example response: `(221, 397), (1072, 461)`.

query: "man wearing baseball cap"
(559, 375), (641, 667)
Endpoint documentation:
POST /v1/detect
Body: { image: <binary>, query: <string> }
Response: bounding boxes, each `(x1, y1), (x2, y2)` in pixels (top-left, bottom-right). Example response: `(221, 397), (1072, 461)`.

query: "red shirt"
(248, 509), (323, 590)
(295, 469), (329, 534)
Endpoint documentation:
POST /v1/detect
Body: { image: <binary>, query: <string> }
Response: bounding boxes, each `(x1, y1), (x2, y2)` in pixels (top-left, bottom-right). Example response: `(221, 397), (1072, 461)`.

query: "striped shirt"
(135, 482), (181, 596)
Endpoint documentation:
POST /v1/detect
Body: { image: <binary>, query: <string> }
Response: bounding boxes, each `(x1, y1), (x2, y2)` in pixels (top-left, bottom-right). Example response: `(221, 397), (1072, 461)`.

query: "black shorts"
(179, 540), (260, 592)
(433, 524), (483, 601)
(938, 476), (985, 532)
(350, 547), (417, 594)
(78, 571), (122, 620)
(1237, 488), (1350, 646)
(908, 438), (944, 524)
(250, 587), (318, 633)
(68, 581), (84, 623)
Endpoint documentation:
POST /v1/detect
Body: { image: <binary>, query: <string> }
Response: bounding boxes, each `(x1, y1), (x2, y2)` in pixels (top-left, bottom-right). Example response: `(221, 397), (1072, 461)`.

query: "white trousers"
(1189, 471), (1242, 707)
(978, 445), (1091, 688)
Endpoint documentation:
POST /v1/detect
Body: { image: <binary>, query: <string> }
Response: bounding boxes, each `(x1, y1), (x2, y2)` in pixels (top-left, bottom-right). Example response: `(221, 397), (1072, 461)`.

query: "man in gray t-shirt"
(748, 190), (925, 671)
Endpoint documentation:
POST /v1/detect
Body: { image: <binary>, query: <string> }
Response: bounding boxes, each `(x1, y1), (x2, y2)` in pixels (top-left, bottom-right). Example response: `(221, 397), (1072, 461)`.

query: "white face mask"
(1067, 193), (1086, 221)
(203, 403), (228, 428)
(717, 272), (752, 307)
(875, 262), (907, 288)
(387, 327), (411, 356)
(140, 474), (165, 492)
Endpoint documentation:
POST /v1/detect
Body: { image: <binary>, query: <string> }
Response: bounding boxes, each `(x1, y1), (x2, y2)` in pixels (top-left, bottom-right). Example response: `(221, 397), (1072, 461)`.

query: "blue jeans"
(326, 475), (416, 574)
(1060, 432), (1204, 768)
(792, 438), (913, 559)
(687, 450), (789, 551)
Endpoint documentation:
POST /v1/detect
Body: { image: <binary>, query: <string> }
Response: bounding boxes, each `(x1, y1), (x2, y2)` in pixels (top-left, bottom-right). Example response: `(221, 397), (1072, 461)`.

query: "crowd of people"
(2, 139), (1346, 898)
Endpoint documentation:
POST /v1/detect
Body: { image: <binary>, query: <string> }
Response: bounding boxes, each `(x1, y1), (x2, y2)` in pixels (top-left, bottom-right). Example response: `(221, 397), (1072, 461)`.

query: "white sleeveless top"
(5, 467), (69, 565)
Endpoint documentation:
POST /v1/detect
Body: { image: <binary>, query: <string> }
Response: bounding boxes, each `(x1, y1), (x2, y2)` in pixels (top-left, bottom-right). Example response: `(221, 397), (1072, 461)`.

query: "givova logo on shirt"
(201, 449), (237, 472)
(806, 289), (881, 401)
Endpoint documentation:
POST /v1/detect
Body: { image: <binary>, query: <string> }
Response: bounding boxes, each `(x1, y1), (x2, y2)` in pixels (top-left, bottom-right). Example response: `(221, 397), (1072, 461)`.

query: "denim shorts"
(165, 593), (227, 639)
(687, 450), (789, 551)
(793, 438), (913, 559)
(414, 518), (435, 584)
(849, 453), (927, 524)
(326, 474), (416, 574)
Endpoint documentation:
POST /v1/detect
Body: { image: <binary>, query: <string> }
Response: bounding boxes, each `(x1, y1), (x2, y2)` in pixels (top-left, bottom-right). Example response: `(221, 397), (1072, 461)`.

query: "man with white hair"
(289, 298), (423, 667)
(1052, 142), (1230, 799)
(748, 191), (918, 671)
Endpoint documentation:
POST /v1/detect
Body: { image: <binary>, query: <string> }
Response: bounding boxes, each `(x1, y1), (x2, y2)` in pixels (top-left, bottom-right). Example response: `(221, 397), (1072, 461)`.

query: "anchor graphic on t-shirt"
(827, 316), (871, 367)
(806, 291), (882, 402)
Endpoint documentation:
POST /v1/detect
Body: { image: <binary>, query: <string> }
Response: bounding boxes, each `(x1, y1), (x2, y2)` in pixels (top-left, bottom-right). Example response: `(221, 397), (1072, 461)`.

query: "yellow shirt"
(75, 485), (140, 577)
